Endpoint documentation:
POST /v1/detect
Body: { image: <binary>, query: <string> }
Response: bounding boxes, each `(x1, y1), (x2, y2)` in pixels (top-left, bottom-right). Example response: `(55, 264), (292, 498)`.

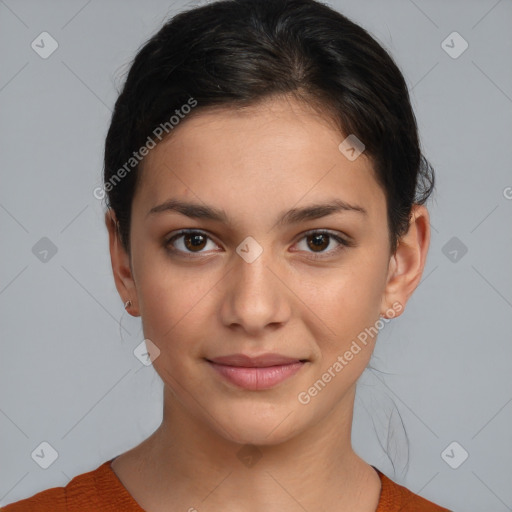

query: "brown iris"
(184, 232), (208, 252)
(307, 233), (330, 252)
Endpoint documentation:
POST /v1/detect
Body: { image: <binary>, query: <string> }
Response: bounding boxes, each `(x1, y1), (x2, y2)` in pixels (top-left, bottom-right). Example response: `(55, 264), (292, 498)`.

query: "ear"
(105, 208), (140, 316)
(380, 204), (431, 318)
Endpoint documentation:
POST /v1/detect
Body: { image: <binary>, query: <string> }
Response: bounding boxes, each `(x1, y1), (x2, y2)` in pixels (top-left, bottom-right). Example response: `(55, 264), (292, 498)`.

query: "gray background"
(1, 0), (511, 510)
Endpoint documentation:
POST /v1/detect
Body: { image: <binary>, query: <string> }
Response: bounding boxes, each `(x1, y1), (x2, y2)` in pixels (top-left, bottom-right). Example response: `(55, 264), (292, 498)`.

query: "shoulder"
(1, 459), (140, 511)
(373, 467), (452, 511)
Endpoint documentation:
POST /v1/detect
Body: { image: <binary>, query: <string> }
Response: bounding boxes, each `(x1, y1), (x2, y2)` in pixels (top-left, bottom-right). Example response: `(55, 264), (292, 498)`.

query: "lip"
(206, 353), (308, 390)
(208, 353), (306, 367)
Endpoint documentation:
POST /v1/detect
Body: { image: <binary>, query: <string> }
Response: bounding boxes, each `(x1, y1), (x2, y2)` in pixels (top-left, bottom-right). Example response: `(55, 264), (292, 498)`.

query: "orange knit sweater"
(1, 459), (451, 511)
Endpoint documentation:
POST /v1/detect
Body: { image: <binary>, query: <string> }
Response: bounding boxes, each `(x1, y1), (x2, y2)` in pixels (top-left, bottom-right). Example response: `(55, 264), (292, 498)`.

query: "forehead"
(133, 96), (385, 221)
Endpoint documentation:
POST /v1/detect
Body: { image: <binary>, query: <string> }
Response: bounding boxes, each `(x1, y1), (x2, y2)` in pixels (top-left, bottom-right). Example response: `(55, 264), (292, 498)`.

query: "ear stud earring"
(124, 300), (132, 309)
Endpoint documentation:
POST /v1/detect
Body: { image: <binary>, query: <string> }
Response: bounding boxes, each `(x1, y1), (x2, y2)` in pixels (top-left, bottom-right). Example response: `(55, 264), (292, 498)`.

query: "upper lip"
(206, 353), (306, 367)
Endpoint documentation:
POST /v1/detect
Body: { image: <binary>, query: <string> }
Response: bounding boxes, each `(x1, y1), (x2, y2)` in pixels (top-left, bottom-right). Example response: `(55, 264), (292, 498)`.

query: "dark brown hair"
(103, 0), (434, 255)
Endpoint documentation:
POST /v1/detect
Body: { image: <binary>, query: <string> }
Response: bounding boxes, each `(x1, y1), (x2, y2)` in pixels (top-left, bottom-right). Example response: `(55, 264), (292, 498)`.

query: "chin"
(208, 404), (304, 447)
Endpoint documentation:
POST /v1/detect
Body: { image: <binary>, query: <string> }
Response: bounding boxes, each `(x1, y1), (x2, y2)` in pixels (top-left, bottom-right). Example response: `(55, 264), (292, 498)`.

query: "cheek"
(309, 254), (387, 356)
(137, 273), (207, 387)
(322, 257), (384, 313)
(134, 245), (190, 321)
(138, 279), (199, 344)
(135, 255), (220, 359)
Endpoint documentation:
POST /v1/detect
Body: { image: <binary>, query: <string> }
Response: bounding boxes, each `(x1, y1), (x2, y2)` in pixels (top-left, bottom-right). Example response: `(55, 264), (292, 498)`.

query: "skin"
(105, 94), (430, 512)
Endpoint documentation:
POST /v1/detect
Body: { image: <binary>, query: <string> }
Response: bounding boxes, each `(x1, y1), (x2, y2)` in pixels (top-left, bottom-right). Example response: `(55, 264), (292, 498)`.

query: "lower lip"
(207, 361), (305, 390)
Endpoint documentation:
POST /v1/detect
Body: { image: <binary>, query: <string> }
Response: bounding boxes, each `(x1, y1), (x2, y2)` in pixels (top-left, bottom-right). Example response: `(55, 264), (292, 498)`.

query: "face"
(108, 95), (424, 446)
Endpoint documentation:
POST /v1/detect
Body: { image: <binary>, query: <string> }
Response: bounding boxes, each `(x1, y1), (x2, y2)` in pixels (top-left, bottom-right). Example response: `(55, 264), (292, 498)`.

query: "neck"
(125, 384), (381, 512)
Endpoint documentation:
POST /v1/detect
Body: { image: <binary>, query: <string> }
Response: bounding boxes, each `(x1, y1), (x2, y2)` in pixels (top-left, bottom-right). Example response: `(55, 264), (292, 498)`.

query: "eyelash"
(164, 229), (352, 260)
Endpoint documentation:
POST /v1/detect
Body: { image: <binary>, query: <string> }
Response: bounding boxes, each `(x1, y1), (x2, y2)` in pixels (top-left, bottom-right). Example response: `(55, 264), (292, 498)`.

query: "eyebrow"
(147, 197), (367, 226)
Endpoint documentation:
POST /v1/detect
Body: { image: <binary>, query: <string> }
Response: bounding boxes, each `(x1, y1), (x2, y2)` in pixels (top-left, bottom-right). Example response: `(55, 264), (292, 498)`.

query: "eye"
(164, 229), (353, 259)
(293, 229), (352, 260)
(165, 229), (219, 257)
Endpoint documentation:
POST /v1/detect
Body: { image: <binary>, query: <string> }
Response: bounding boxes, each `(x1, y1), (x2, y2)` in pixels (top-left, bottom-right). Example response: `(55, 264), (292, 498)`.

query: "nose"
(219, 242), (291, 336)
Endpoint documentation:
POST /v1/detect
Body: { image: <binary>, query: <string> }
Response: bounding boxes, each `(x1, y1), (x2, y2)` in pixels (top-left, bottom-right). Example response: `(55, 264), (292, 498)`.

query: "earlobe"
(380, 204), (431, 318)
(105, 209), (140, 316)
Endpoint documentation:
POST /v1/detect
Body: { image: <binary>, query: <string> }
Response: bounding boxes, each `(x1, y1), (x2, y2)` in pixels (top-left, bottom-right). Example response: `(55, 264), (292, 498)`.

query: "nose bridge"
(222, 235), (289, 332)
(234, 235), (276, 300)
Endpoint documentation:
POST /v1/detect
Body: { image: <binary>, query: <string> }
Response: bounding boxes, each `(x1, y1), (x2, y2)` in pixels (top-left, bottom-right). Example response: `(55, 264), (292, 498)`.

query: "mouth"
(205, 353), (308, 390)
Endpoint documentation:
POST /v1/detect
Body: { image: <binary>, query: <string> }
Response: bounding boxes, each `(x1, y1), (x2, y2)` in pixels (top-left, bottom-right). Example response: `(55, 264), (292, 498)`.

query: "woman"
(2, 0), (451, 510)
